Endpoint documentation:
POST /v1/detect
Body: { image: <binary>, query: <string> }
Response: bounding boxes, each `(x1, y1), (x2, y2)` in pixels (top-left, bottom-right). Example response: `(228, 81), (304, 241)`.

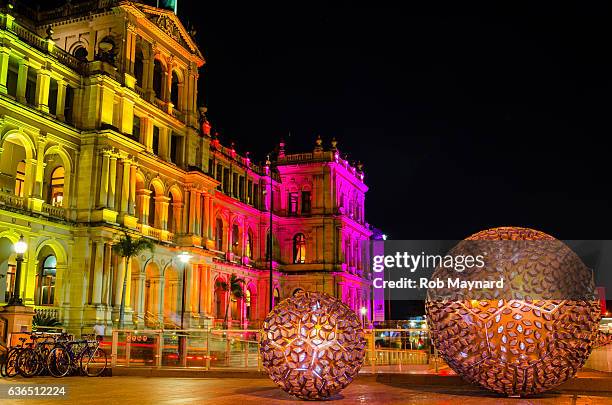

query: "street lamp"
(177, 251), (192, 368)
(360, 306), (367, 328)
(8, 235), (27, 306)
(177, 251), (192, 330)
(266, 155), (274, 311)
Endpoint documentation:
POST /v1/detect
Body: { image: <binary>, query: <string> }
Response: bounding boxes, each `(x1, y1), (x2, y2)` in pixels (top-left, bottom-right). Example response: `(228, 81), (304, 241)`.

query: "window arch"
(293, 233), (306, 264)
(245, 289), (252, 320)
(292, 288), (304, 297)
(231, 223), (240, 256)
(134, 48), (144, 87)
(153, 59), (163, 99)
(48, 166), (65, 206)
(246, 229), (253, 259)
(148, 186), (156, 227)
(73, 46), (88, 62)
(167, 193), (174, 233)
(273, 288), (280, 306)
(37, 255), (57, 306)
(15, 160), (26, 197)
(170, 70), (180, 108)
(215, 217), (224, 251)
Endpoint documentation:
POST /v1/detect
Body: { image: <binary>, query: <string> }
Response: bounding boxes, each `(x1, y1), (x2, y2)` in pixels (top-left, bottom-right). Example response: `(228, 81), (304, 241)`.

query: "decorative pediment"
(126, 3), (204, 62)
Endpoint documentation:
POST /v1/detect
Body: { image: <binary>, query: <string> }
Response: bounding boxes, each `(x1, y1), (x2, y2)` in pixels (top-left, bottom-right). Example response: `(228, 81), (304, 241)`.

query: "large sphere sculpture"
(260, 291), (366, 400)
(425, 227), (601, 396)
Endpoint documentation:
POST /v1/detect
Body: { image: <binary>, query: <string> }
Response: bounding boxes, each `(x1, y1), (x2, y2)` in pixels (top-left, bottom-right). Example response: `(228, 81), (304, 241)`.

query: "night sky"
(178, 1), (612, 241)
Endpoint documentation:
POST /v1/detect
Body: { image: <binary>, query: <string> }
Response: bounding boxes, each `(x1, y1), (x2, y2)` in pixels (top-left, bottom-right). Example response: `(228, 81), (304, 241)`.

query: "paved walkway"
(1, 376), (611, 404)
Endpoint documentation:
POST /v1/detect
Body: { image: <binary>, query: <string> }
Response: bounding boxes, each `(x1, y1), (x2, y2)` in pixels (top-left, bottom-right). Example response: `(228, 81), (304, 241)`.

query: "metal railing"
(108, 328), (440, 373)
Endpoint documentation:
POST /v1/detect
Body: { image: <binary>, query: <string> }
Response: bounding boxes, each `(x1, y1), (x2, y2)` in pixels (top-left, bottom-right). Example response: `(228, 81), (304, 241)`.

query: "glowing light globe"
(260, 291), (366, 400)
(426, 227), (601, 396)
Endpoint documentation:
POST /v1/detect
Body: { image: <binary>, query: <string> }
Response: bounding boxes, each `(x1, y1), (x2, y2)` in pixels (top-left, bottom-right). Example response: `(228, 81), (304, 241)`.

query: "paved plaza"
(1, 376), (611, 405)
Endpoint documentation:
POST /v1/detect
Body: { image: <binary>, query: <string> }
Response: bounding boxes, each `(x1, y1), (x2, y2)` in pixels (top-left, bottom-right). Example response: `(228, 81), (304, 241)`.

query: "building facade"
(0, 0), (375, 334)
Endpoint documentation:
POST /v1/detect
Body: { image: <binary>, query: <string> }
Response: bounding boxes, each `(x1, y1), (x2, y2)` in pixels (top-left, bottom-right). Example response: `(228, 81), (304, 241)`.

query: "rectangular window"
(48, 78), (58, 114)
(132, 115), (141, 142)
(301, 191), (311, 214)
(171, 133), (181, 164)
(288, 192), (298, 216)
(152, 126), (160, 155)
(64, 86), (74, 124)
(232, 173), (238, 197)
(247, 179), (253, 204)
(253, 184), (259, 208)
(239, 176), (245, 201)
(5, 264), (16, 301)
(6, 62), (18, 97)
(223, 168), (230, 193)
(25, 68), (36, 106)
(208, 159), (214, 175)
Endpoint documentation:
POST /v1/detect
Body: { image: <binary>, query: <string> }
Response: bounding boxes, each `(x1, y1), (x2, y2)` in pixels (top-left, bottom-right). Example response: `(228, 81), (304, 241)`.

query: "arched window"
(246, 230), (253, 259)
(49, 167), (65, 206)
(148, 188), (156, 227)
(134, 48), (144, 87)
(153, 59), (163, 99)
(15, 160), (26, 197)
(292, 288), (304, 297)
(215, 218), (223, 251)
(232, 224), (240, 255)
(245, 289), (251, 320)
(37, 255), (56, 306)
(167, 193), (174, 233)
(73, 46), (88, 62)
(293, 233), (306, 264)
(273, 288), (280, 306)
(170, 71), (179, 108)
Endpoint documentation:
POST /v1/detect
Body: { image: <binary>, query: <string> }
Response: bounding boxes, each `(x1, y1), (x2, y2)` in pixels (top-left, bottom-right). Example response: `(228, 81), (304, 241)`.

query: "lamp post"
(177, 251), (192, 367)
(8, 235), (27, 306)
(360, 306), (367, 328)
(177, 251), (192, 329)
(266, 155), (274, 311)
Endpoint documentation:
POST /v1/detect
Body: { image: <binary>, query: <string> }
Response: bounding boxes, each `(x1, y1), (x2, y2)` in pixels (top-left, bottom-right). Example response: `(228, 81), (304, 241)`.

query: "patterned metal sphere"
(260, 291), (366, 400)
(426, 227), (601, 396)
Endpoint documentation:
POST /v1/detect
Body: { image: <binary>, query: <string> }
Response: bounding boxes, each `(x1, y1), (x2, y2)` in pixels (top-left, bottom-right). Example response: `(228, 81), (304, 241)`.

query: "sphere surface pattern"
(260, 291), (366, 400)
(426, 227), (601, 396)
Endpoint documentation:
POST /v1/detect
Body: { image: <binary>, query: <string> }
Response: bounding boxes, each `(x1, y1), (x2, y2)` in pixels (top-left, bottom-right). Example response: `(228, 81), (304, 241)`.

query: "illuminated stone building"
(0, 0), (375, 334)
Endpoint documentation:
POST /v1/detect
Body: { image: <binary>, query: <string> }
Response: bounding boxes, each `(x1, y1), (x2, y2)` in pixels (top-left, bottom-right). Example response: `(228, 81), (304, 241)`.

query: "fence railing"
(109, 328), (438, 373)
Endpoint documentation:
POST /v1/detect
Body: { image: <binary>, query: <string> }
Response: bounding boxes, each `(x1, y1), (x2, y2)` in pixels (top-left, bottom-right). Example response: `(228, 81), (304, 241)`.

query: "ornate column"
(156, 195), (170, 230)
(16, 58), (28, 103)
(194, 190), (201, 236)
(32, 138), (47, 200)
(0, 46), (10, 94)
(137, 189), (151, 224)
(188, 188), (197, 234)
(107, 155), (117, 210)
(35, 68), (51, 113)
(114, 257), (125, 308)
(129, 163), (137, 215)
(102, 243), (112, 305)
(202, 193), (209, 241)
(92, 241), (104, 305)
(98, 151), (111, 208)
(55, 80), (67, 121)
(120, 158), (131, 213)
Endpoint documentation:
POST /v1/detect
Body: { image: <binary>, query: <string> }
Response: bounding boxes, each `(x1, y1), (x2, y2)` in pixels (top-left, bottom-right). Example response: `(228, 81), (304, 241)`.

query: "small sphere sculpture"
(426, 227), (601, 396)
(260, 291), (366, 400)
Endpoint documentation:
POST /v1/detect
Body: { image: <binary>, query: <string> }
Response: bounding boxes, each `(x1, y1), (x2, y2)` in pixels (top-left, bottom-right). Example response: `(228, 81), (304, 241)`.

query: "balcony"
(42, 203), (66, 219)
(0, 190), (25, 210)
(136, 223), (175, 244)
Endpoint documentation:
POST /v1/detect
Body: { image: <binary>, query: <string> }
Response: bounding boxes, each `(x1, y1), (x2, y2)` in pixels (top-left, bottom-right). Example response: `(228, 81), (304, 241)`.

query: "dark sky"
(178, 1), (612, 241)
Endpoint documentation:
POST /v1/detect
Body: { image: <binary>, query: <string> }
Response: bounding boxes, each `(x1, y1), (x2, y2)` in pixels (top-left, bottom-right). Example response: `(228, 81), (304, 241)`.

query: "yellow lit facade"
(0, 1), (375, 335)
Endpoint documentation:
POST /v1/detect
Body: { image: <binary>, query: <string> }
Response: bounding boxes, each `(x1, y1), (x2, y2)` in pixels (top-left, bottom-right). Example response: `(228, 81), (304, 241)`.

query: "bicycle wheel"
(5, 349), (20, 378)
(46, 346), (71, 378)
(80, 347), (107, 377)
(17, 349), (42, 378)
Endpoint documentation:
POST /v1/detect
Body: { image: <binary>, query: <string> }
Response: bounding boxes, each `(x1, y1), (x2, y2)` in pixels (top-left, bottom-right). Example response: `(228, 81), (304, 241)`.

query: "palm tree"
(112, 232), (155, 328)
(215, 274), (245, 328)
